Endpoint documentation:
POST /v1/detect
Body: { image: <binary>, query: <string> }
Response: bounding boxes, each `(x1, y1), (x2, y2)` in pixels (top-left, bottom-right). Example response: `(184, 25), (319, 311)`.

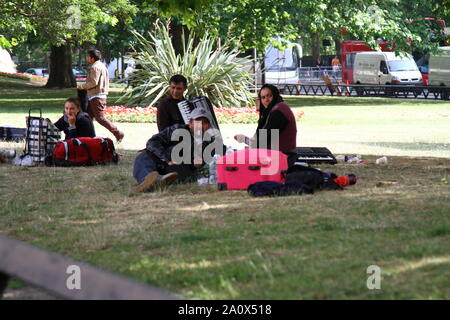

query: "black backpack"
(248, 165), (341, 197)
(284, 165), (342, 191)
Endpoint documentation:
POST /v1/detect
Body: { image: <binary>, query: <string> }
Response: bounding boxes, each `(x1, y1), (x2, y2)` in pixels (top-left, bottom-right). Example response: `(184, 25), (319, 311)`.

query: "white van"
(428, 47), (450, 86)
(353, 52), (422, 85)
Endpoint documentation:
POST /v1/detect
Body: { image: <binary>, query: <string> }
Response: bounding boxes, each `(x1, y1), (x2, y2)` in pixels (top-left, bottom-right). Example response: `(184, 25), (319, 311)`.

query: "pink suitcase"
(217, 149), (288, 190)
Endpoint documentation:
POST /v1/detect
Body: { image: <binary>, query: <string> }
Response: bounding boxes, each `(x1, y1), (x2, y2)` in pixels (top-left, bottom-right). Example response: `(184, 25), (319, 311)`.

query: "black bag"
(247, 165), (341, 197)
(248, 180), (314, 197)
(285, 165), (342, 190)
(77, 89), (89, 113)
(0, 126), (26, 142)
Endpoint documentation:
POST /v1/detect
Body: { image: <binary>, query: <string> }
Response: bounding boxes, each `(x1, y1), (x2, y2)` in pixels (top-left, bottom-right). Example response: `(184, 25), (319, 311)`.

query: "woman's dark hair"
(257, 84), (283, 129)
(87, 49), (102, 61)
(65, 97), (81, 109)
(169, 74), (188, 87)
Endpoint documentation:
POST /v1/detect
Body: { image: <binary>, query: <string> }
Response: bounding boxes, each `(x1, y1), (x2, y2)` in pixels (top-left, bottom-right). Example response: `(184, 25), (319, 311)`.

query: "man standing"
(332, 56), (341, 73)
(156, 75), (188, 132)
(77, 49), (124, 142)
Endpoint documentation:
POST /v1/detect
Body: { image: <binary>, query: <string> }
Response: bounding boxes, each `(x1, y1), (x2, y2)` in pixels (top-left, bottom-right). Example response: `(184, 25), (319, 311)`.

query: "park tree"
(289, 0), (450, 60)
(190, 0), (449, 60)
(94, 1), (160, 76)
(0, 0), (136, 88)
(143, 0), (214, 55)
(192, 0), (298, 53)
(2, 0), (448, 87)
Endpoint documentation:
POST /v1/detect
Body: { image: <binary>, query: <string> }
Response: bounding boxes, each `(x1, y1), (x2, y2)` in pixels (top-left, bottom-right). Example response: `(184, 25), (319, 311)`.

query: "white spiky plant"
(120, 21), (254, 108)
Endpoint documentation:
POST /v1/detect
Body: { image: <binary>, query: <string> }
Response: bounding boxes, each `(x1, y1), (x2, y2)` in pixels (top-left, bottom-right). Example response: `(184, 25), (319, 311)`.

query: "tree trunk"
(121, 49), (125, 79)
(311, 33), (321, 65)
(334, 36), (342, 58)
(169, 21), (190, 56)
(260, 56), (266, 85)
(46, 44), (76, 88)
(77, 46), (83, 68)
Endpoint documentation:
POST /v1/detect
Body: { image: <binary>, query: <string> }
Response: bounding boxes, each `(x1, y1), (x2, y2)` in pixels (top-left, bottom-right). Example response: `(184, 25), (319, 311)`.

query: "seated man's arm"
(146, 124), (181, 163)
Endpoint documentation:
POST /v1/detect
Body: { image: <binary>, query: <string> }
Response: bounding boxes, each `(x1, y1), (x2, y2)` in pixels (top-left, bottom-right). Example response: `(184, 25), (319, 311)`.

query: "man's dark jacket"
(156, 96), (185, 132)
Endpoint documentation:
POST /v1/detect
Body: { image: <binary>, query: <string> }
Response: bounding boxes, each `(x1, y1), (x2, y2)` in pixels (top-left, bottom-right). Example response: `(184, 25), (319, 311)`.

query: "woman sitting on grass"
(234, 84), (297, 165)
(54, 97), (96, 139)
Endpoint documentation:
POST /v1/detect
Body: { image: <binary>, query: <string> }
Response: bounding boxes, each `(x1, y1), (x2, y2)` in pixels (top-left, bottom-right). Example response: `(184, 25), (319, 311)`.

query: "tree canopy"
(1, 0), (136, 87)
(191, 0), (449, 55)
(0, 0), (136, 47)
(1, 0), (449, 87)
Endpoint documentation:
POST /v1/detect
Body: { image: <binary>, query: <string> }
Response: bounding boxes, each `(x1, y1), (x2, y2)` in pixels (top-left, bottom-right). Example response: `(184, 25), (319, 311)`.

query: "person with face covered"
(54, 97), (96, 139)
(234, 84), (297, 164)
(133, 108), (224, 193)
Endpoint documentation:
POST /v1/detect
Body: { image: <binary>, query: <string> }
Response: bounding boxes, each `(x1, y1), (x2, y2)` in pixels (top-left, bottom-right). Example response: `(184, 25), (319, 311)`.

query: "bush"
(120, 21), (254, 109)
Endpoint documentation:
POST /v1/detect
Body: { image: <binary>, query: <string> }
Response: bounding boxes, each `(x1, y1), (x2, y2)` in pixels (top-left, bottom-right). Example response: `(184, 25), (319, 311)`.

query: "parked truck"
(428, 47), (450, 87)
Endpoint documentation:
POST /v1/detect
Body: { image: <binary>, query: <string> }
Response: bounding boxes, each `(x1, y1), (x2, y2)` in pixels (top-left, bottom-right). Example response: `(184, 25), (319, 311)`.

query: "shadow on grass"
(1, 145), (450, 299)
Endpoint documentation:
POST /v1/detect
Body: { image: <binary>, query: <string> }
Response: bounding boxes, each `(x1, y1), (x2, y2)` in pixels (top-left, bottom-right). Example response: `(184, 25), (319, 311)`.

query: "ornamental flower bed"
(0, 71), (47, 82)
(0, 71), (85, 82)
(105, 105), (304, 124)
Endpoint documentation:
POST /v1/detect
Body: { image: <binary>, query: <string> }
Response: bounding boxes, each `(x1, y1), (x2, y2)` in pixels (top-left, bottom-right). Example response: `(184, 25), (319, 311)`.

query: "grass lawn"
(0, 77), (449, 299)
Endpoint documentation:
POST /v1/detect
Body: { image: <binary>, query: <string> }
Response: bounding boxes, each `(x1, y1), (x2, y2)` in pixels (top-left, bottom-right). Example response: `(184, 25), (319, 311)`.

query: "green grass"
(0, 77), (449, 299)
(1, 76), (449, 157)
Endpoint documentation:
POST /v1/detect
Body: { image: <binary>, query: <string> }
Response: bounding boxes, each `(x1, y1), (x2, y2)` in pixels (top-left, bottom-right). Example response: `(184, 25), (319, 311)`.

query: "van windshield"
(387, 59), (418, 72)
(265, 45), (297, 72)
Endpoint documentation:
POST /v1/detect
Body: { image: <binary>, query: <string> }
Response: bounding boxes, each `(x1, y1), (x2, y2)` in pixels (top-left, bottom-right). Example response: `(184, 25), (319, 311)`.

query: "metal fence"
(277, 83), (450, 100)
(297, 67), (342, 82)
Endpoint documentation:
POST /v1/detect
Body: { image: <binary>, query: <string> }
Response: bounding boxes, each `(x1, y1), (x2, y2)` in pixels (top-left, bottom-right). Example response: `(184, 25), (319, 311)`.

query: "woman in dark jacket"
(235, 84), (297, 162)
(54, 97), (96, 139)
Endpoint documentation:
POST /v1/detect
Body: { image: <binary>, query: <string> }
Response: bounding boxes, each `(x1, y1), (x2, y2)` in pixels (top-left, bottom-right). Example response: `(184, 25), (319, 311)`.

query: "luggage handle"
(225, 166), (238, 171)
(28, 108), (43, 119)
(248, 166), (261, 170)
(25, 108), (44, 158)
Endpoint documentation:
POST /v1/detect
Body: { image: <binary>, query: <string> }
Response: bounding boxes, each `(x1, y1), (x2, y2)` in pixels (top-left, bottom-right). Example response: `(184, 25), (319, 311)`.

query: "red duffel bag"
(48, 137), (119, 166)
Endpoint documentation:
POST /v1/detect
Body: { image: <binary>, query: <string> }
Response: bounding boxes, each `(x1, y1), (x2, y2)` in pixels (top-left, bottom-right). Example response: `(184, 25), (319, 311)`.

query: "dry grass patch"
(0, 150), (449, 299)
